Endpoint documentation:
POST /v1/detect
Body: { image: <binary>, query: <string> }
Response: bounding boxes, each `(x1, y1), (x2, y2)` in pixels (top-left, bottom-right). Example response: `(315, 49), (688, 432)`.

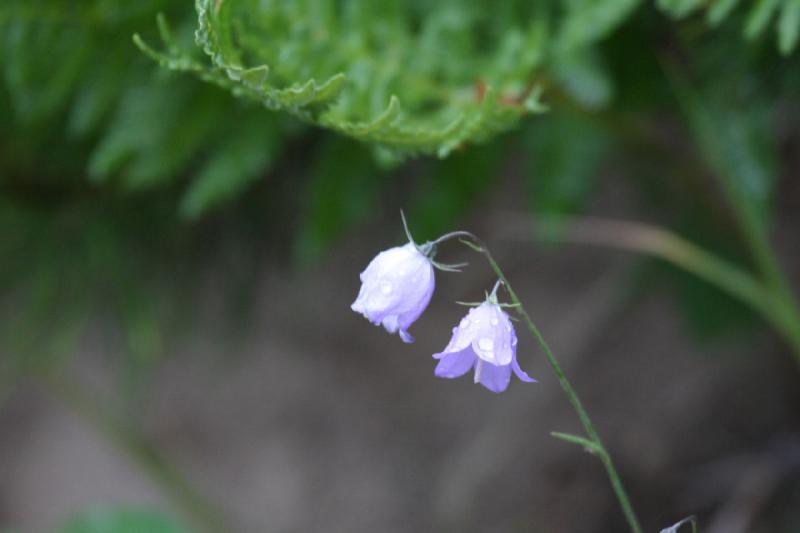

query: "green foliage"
(408, 140), (505, 240)
(557, 0), (642, 52)
(669, 261), (761, 341)
(3, 2), (800, 529)
(179, 113), (282, 220)
(551, 48), (616, 110)
(293, 137), (382, 265)
(58, 507), (185, 533)
(524, 110), (609, 223)
(0, 196), (179, 374)
(666, 65), (778, 232)
(293, 133), (507, 266)
(2, 0), (800, 368)
(137, 0), (548, 160)
(657, 0), (800, 54)
(1, 0), (285, 217)
(625, 51), (784, 341)
(0, 0), (291, 371)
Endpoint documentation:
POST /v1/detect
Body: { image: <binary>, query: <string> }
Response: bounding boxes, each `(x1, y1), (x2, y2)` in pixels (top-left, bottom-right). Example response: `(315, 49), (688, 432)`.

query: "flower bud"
(351, 243), (435, 343)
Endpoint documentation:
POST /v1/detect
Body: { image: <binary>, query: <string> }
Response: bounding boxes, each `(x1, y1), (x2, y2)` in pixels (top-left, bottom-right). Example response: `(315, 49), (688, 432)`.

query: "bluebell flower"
(434, 301), (536, 393)
(351, 242), (435, 343)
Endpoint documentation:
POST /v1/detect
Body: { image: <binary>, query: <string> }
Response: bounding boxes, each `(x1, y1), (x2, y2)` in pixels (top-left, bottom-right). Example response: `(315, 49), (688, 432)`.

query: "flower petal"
(469, 303), (514, 366)
(396, 263), (435, 330)
(494, 309), (516, 366)
(434, 348), (476, 379)
(511, 354), (537, 383)
(399, 329), (415, 343)
(476, 360), (512, 393)
(382, 314), (400, 333)
(351, 243), (435, 341)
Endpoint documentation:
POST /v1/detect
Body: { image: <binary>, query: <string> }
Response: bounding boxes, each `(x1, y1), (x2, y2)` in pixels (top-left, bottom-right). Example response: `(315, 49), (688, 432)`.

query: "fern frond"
(658, 0), (800, 54)
(557, 0), (643, 51)
(137, 0), (548, 159)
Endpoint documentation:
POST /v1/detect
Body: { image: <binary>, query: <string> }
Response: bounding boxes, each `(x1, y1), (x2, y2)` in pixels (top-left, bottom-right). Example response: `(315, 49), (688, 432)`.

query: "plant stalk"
(461, 235), (643, 533)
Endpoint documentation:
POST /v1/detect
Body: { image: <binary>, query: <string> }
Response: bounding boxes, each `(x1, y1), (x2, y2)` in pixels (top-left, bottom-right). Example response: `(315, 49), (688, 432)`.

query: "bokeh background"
(2, 1), (800, 532)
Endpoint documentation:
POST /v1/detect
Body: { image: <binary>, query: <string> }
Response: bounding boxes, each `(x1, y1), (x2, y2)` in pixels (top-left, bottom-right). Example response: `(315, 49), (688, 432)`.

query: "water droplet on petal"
(478, 338), (494, 352)
(380, 281), (393, 295)
(511, 337), (518, 346)
(459, 317), (470, 329)
(490, 317), (499, 326)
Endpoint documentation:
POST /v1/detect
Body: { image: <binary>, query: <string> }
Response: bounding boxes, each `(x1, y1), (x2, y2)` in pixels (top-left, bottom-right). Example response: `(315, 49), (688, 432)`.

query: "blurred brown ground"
(0, 172), (798, 533)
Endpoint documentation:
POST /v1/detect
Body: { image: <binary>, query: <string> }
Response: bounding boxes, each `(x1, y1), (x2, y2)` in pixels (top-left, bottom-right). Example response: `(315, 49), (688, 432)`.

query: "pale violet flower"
(433, 301), (536, 393)
(351, 242), (435, 343)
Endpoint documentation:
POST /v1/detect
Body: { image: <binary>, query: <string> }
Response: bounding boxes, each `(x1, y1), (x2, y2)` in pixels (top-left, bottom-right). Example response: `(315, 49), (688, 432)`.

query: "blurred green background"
(2, 1), (800, 532)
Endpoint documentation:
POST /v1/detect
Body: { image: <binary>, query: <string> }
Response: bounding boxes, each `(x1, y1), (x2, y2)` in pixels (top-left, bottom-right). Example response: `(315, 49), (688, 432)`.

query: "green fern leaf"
(745, 0), (781, 40)
(137, 0), (548, 159)
(658, 0), (800, 54)
(778, 0), (800, 54)
(707, 0), (740, 26)
(180, 114), (282, 219)
(559, 0), (643, 51)
(656, 0), (705, 19)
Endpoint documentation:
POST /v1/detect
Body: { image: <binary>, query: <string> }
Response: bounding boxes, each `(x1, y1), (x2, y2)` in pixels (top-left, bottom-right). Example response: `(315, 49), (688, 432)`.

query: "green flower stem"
(460, 236), (644, 533)
(40, 373), (227, 533)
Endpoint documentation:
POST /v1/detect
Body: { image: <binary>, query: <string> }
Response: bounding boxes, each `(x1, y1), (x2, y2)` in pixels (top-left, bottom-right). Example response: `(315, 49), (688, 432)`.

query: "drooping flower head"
(351, 242), (435, 343)
(433, 292), (536, 393)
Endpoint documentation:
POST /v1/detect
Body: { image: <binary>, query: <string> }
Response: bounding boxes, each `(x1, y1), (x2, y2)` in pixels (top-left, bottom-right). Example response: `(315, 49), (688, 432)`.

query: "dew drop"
(380, 281), (393, 295)
(490, 317), (499, 326)
(478, 338), (494, 352)
(511, 337), (518, 346)
(459, 317), (470, 329)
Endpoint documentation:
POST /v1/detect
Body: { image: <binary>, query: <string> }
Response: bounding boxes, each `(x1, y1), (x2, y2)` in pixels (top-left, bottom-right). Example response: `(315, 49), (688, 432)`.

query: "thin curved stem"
(431, 230), (481, 247)
(460, 235), (643, 533)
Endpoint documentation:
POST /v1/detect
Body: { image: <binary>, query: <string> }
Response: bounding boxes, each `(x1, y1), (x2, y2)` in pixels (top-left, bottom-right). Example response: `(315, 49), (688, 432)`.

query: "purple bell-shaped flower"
(433, 300), (536, 393)
(351, 242), (435, 343)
